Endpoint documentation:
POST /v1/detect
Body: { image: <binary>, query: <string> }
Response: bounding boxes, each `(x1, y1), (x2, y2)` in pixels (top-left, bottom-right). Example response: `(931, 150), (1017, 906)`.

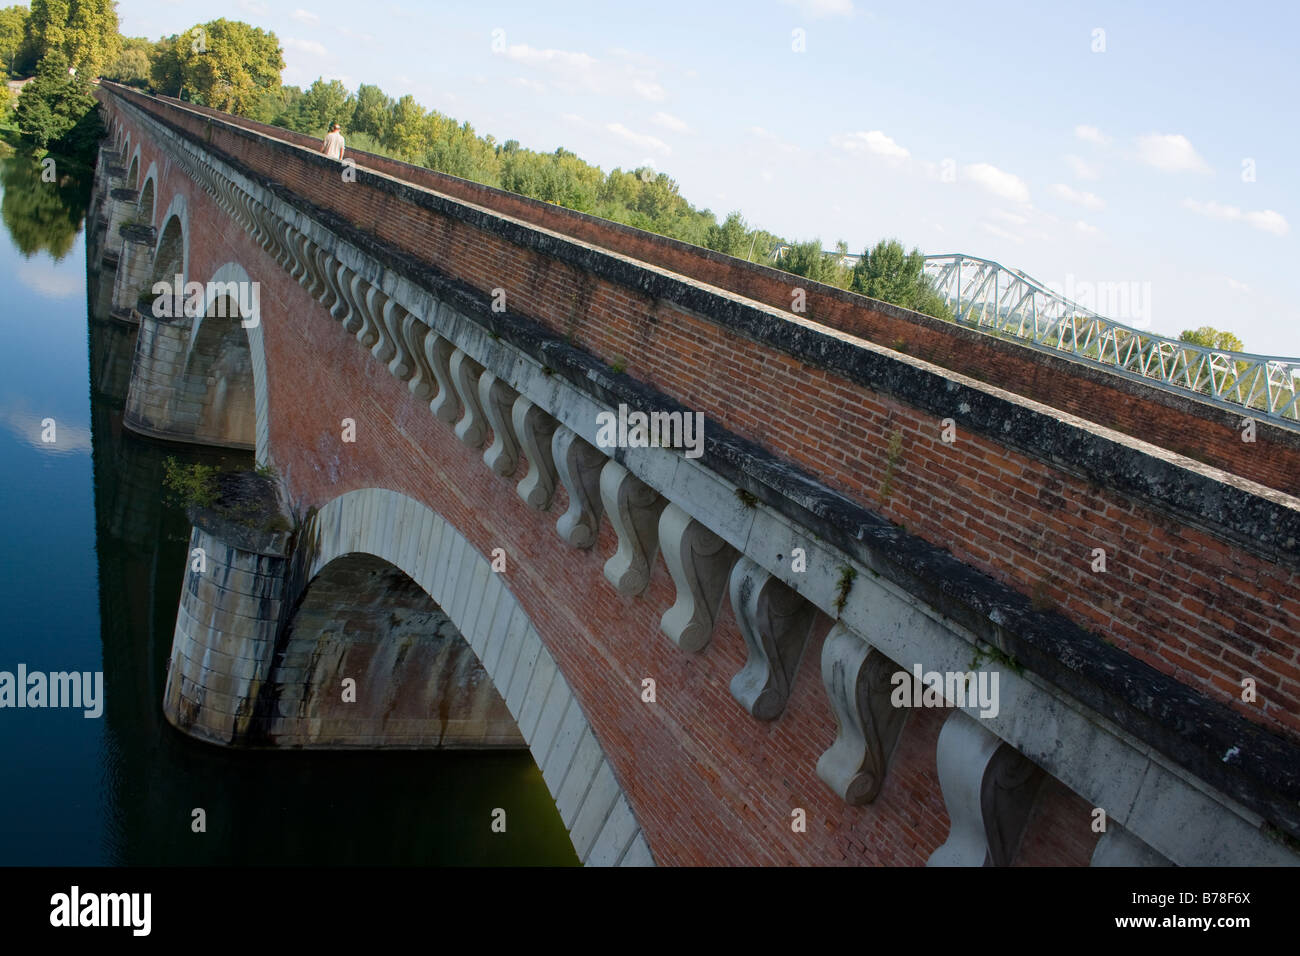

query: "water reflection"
(1, 149), (90, 260)
(0, 146), (577, 866)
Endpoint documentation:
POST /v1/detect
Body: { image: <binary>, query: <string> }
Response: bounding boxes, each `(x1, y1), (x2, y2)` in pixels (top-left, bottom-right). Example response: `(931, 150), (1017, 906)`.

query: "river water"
(0, 146), (576, 866)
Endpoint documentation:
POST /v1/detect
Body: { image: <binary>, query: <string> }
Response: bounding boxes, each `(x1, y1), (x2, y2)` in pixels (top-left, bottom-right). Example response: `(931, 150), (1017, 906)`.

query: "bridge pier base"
(162, 484), (526, 750)
(164, 516), (291, 745)
(110, 225), (156, 321)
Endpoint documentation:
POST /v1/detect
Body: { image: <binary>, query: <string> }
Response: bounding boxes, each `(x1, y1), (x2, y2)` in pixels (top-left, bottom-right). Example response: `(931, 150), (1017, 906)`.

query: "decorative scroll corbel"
(600, 460), (667, 596)
(815, 624), (909, 805)
(728, 557), (816, 721)
(658, 503), (736, 652)
(553, 426), (606, 549)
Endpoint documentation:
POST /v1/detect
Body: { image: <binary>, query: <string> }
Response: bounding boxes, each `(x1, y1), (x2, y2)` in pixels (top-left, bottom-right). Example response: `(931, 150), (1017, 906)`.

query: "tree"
(0, 4), (30, 76)
(351, 83), (391, 141)
(851, 238), (952, 319)
(251, 82), (299, 125)
(283, 77), (354, 134)
(1179, 326), (1245, 353)
(153, 19), (283, 115)
(26, 0), (120, 79)
(705, 211), (751, 257)
(777, 238), (851, 288)
(384, 93), (428, 160)
(14, 56), (101, 152)
(103, 36), (151, 87)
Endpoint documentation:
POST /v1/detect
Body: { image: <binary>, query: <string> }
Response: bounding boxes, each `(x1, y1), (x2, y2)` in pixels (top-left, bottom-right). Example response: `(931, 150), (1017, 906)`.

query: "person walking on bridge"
(322, 122), (346, 161)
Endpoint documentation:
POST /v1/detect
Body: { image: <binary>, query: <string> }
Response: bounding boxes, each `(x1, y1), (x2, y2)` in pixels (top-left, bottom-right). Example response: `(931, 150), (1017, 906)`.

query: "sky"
(104, 0), (1300, 356)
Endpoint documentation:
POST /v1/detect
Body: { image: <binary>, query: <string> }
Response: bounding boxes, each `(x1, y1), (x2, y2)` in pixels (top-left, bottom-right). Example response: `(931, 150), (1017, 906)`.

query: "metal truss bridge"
(919, 254), (1300, 431)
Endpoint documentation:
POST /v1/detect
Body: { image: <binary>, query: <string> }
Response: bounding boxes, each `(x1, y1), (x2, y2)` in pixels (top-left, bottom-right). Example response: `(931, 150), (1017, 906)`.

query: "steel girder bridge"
(920, 254), (1300, 431)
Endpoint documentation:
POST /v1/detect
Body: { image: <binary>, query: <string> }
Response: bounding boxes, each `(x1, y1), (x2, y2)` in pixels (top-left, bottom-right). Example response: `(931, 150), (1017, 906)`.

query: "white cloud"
(1137, 133), (1210, 173)
(291, 8), (319, 24)
(750, 126), (800, 154)
(981, 222), (1023, 243)
(964, 163), (1030, 203)
(511, 76), (546, 93)
(284, 37), (328, 57)
(1065, 154), (1099, 181)
(651, 111), (689, 133)
(1224, 276), (1252, 293)
(990, 209), (1028, 226)
(830, 130), (909, 161)
(1182, 199), (1290, 236)
(503, 43), (597, 74)
(500, 43), (668, 103)
(606, 122), (671, 154)
(1074, 124), (1110, 145)
(1051, 183), (1104, 209)
(1074, 220), (1100, 235)
(779, 0), (855, 17)
(631, 79), (666, 101)
(335, 25), (377, 45)
(0, 403), (91, 454)
(14, 260), (81, 298)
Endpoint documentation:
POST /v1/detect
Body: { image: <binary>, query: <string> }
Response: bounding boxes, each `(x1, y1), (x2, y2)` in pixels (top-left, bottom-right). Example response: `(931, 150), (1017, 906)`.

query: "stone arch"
(192, 262), (270, 463)
(150, 193), (188, 288)
(126, 146), (140, 189)
(289, 487), (652, 866)
(137, 162), (158, 226)
(269, 552), (524, 748)
(176, 288), (256, 451)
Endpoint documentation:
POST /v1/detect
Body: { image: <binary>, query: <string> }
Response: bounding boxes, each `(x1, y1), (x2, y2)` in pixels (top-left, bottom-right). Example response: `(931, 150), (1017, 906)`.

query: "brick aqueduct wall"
(96, 82), (1300, 866)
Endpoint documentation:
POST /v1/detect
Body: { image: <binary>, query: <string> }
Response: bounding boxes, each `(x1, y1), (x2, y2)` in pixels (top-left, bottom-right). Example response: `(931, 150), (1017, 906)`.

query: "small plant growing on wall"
(833, 565), (857, 614)
(163, 457), (219, 508)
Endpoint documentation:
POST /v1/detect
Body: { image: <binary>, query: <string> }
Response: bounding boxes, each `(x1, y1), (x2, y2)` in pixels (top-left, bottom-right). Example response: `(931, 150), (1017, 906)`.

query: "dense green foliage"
(26, 0), (120, 80)
(15, 59), (102, 154)
(1179, 326), (1246, 353)
(102, 35), (152, 87)
(150, 19), (283, 114)
(0, 4), (36, 77)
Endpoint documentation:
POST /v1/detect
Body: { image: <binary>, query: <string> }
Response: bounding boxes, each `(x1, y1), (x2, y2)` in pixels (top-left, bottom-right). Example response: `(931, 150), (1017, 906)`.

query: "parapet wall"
(116, 87), (1300, 497)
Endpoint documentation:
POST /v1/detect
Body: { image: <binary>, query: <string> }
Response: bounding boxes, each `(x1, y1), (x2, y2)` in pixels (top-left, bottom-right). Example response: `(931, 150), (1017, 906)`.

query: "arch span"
(298, 487), (653, 866)
(138, 162), (158, 226)
(199, 262), (270, 463)
(152, 193), (188, 285)
(266, 552), (525, 748)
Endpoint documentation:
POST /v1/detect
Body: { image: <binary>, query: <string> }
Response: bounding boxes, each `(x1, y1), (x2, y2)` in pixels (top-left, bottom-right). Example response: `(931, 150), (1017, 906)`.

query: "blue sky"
(108, 0), (1299, 355)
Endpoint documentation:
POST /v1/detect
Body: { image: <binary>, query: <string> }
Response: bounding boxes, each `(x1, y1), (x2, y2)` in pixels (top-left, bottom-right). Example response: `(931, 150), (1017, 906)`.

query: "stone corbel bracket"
(928, 709), (1045, 866)
(815, 623), (909, 805)
(728, 556), (817, 721)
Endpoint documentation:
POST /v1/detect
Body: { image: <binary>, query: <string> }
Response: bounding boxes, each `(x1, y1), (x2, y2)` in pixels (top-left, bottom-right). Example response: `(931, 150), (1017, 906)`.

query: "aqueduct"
(87, 81), (1300, 867)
